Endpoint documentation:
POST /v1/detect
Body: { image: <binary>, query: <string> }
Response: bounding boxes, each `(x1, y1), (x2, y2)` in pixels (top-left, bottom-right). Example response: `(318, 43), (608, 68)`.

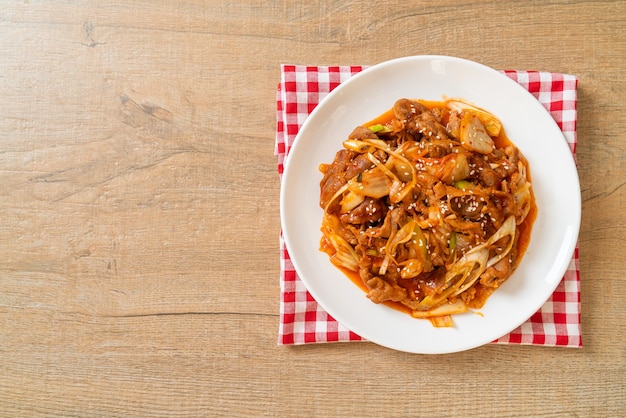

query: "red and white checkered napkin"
(276, 65), (581, 348)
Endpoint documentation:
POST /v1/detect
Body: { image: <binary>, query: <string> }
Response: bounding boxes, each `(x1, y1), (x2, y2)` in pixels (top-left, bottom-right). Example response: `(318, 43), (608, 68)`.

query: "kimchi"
(318, 98), (536, 327)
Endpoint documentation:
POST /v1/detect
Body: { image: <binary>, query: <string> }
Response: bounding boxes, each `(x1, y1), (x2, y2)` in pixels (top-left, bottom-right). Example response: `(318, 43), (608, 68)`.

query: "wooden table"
(1, 1), (624, 416)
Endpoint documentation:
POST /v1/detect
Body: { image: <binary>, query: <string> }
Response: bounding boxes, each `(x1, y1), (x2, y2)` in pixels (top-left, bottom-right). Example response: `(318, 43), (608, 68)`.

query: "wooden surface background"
(1, 1), (625, 416)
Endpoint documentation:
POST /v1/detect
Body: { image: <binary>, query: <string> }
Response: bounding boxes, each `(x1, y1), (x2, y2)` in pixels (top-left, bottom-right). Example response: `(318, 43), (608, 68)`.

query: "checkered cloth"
(276, 65), (581, 348)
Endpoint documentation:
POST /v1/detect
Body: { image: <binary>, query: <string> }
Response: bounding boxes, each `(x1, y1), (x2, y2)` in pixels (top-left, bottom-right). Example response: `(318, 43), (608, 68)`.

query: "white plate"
(280, 56), (580, 354)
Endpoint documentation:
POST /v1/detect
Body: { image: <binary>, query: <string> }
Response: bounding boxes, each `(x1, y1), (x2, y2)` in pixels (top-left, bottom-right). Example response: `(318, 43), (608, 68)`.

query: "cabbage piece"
(321, 213), (359, 271)
(340, 190), (365, 213)
(399, 259), (424, 279)
(368, 153), (415, 204)
(329, 165), (394, 214)
(446, 153), (471, 183)
(347, 167), (392, 199)
(484, 215), (516, 268)
(445, 99), (502, 137)
(429, 315), (454, 327)
(342, 139), (376, 154)
(416, 300), (469, 327)
(411, 299), (468, 319)
(386, 220), (417, 261)
(514, 182), (532, 224)
(377, 211), (401, 275)
(459, 112), (494, 154)
(363, 138), (392, 150)
(399, 224), (433, 279)
(513, 161), (532, 224)
(393, 158), (414, 182)
(428, 153), (470, 184)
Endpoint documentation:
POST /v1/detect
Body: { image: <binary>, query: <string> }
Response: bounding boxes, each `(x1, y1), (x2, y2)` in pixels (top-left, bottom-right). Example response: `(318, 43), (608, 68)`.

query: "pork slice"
(349, 125), (379, 140)
(320, 149), (356, 211)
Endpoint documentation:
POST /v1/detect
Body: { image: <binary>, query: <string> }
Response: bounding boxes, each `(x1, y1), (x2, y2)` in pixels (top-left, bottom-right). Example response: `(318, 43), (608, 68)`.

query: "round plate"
(280, 56), (580, 354)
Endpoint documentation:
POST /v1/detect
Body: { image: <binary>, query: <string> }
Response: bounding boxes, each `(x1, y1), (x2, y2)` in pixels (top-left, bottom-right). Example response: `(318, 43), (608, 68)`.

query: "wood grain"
(1, 0), (624, 416)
